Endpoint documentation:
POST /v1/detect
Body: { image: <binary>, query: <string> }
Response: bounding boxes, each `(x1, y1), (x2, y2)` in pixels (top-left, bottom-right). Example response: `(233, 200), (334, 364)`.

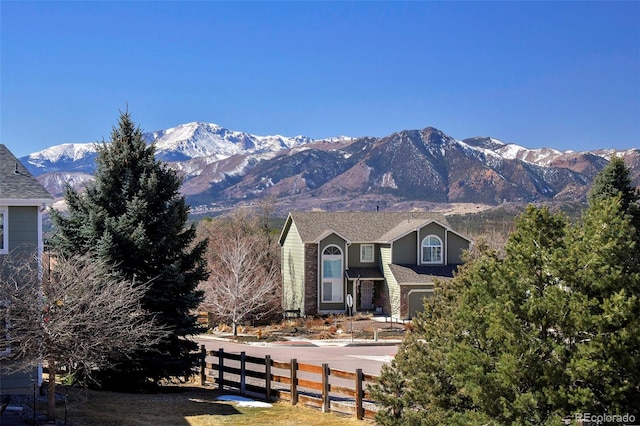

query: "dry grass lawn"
(41, 383), (372, 426)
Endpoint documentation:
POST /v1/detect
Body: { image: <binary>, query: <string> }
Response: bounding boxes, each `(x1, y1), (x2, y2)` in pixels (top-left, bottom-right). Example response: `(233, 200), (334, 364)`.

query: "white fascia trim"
(446, 228), (473, 243)
(314, 229), (351, 244)
(0, 198), (54, 207)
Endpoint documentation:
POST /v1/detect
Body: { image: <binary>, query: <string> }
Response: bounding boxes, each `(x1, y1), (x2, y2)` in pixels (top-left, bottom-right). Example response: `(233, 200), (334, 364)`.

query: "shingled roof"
(0, 144), (53, 203)
(388, 264), (459, 284)
(283, 211), (451, 244)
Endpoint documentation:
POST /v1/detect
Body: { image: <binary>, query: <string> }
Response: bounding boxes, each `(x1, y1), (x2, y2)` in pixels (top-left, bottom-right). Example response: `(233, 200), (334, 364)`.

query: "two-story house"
(1, 144), (54, 394)
(279, 211), (471, 320)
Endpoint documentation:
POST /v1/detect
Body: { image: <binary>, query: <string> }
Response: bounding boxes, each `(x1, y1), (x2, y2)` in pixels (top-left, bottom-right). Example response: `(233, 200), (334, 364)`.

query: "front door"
(360, 280), (374, 310)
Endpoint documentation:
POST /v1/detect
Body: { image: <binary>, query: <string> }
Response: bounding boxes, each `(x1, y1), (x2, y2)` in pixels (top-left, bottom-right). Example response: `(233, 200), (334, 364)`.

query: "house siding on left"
(1, 206), (42, 394)
(8, 206), (40, 254)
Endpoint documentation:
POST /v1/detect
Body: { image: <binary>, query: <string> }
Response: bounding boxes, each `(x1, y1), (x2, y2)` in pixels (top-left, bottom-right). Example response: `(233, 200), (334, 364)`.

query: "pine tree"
(588, 155), (640, 232)
(50, 111), (208, 389)
(563, 197), (640, 414)
(449, 206), (573, 425)
(371, 242), (495, 425)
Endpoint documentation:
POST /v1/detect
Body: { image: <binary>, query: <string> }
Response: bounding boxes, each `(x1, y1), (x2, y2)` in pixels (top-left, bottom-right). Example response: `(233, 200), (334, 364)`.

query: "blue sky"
(1, 1), (638, 158)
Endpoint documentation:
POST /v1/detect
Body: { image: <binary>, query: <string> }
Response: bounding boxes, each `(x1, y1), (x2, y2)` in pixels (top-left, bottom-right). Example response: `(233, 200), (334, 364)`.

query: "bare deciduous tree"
(198, 208), (281, 336)
(0, 253), (165, 420)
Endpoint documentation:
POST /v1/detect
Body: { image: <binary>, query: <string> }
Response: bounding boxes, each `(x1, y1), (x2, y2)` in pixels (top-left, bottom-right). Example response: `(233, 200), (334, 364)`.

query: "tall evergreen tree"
(588, 155), (640, 232)
(50, 111), (208, 389)
(563, 197), (640, 413)
(449, 206), (573, 425)
(371, 244), (492, 425)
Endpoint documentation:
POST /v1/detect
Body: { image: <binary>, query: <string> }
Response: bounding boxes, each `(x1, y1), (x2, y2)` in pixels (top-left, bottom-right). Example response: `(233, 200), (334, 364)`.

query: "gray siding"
(347, 242), (378, 268)
(0, 368), (40, 395)
(392, 232), (417, 264)
(8, 206), (39, 256)
(281, 221), (305, 313)
(447, 232), (469, 264)
(2, 207), (41, 394)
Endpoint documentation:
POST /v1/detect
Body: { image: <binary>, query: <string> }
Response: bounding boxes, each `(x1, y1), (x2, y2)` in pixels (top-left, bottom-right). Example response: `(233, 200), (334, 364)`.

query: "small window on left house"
(0, 209), (7, 254)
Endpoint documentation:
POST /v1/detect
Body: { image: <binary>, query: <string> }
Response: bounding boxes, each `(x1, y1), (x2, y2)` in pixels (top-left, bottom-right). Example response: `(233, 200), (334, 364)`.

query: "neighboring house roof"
(0, 144), (53, 205)
(280, 211), (459, 244)
(388, 264), (459, 284)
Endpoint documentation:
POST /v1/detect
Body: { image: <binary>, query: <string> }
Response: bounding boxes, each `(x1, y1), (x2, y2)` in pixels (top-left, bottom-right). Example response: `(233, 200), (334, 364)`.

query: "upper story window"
(360, 244), (374, 263)
(322, 245), (343, 303)
(421, 235), (443, 264)
(0, 209), (7, 254)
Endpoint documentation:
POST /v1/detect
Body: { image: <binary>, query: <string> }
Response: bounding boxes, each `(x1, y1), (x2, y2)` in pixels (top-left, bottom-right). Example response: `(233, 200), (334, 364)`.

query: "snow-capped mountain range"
(19, 122), (639, 214)
(24, 121), (347, 172)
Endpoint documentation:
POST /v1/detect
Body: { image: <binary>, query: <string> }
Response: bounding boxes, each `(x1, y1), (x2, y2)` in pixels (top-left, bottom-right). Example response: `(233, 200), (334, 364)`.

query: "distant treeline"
(447, 201), (587, 249)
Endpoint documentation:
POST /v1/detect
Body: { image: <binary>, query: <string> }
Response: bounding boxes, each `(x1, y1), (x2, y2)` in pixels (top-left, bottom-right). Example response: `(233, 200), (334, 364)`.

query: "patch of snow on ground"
(216, 394), (273, 408)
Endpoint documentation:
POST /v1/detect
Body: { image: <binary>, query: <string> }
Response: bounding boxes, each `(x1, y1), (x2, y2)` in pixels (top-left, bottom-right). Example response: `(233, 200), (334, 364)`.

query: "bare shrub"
(0, 252), (165, 420)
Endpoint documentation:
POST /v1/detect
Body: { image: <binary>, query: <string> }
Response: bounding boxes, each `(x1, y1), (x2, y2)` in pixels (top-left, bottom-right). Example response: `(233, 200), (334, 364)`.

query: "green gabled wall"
(380, 245), (400, 318)
(281, 220), (305, 314)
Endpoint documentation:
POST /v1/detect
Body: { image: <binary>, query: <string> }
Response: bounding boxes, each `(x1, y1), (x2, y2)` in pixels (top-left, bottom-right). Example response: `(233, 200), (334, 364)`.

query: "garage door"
(408, 290), (434, 319)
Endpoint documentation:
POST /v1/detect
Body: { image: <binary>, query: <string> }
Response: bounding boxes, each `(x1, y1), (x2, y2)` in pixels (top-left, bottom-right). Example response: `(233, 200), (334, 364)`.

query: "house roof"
(345, 267), (385, 281)
(388, 264), (459, 284)
(281, 211), (453, 244)
(0, 144), (54, 204)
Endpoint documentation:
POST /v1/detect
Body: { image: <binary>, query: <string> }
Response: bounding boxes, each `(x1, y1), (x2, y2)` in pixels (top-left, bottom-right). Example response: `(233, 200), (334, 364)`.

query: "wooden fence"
(197, 346), (380, 420)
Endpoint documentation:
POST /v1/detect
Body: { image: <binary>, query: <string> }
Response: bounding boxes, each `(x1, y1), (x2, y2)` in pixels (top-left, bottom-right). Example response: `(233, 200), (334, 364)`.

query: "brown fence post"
(291, 358), (298, 406)
(240, 351), (246, 396)
(265, 355), (272, 401)
(218, 348), (224, 390)
(355, 368), (364, 420)
(322, 363), (330, 413)
(199, 345), (206, 385)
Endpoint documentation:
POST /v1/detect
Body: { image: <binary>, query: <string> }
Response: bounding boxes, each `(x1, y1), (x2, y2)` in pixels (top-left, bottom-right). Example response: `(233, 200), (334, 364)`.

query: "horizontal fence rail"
(197, 346), (381, 420)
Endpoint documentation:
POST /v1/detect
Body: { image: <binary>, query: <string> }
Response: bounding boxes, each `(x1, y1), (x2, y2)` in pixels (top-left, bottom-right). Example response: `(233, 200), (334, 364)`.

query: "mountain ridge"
(19, 122), (639, 215)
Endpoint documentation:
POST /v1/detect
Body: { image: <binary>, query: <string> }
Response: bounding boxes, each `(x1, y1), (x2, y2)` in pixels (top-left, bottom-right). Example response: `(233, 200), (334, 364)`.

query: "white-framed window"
(322, 245), (343, 303)
(360, 244), (374, 263)
(421, 235), (443, 264)
(0, 208), (7, 255)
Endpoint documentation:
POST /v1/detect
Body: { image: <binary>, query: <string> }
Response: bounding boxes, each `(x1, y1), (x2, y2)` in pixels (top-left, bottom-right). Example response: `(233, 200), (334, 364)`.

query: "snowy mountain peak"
(28, 142), (97, 163)
(497, 144), (565, 166)
(147, 122), (319, 162)
(22, 121), (337, 173)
